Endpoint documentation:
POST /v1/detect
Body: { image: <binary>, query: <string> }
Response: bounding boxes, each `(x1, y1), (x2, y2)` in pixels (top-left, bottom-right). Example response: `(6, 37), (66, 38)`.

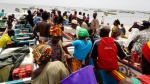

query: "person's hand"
(64, 54), (75, 59)
(125, 57), (134, 64)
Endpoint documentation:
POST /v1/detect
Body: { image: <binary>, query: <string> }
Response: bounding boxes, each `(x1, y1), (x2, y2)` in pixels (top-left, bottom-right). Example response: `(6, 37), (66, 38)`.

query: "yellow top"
(0, 33), (11, 48)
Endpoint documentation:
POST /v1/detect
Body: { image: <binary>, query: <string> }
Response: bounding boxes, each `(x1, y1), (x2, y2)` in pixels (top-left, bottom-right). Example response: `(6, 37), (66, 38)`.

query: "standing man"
(56, 11), (63, 25)
(25, 10), (34, 27)
(33, 12), (51, 42)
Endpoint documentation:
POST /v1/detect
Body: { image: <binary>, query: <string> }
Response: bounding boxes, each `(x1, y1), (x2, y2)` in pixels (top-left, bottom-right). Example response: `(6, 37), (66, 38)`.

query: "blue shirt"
(71, 40), (92, 60)
(33, 16), (42, 26)
(0, 12), (4, 17)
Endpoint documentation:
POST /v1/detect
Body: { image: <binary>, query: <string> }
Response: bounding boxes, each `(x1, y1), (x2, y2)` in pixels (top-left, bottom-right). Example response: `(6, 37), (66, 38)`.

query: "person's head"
(102, 16), (103, 18)
(50, 25), (62, 44)
(88, 28), (94, 35)
(71, 19), (78, 29)
(57, 11), (61, 16)
(121, 24), (124, 27)
(99, 26), (110, 37)
(40, 9), (43, 14)
(42, 12), (49, 20)
(79, 12), (82, 15)
(77, 15), (83, 24)
(2, 9), (4, 12)
(78, 28), (89, 39)
(27, 10), (32, 15)
(129, 21), (142, 32)
(83, 13), (85, 16)
(140, 20), (150, 30)
(37, 11), (41, 16)
(93, 13), (97, 19)
(141, 41), (150, 75)
(87, 14), (89, 16)
(12, 14), (15, 18)
(74, 11), (77, 15)
(32, 42), (52, 66)
(107, 23), (109, 25)
(8, 29), (15, 36)
(113, 19), (120, 26)
(8, 15), (12, 20)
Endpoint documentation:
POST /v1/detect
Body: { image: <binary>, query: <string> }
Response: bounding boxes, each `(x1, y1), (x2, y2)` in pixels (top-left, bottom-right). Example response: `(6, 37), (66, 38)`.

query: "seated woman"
(31, 41), (69, 84)
(120, 41), (150, 84)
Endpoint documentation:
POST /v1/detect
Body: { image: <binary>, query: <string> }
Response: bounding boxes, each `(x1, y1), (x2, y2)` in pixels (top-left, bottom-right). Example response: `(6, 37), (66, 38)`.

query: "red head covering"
(142, 41), (150, 63)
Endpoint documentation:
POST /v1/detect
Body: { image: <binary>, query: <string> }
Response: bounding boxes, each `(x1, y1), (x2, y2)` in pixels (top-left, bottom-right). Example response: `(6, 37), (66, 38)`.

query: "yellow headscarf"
(32, 41), (52, 64)
(50, 25), (62, 36)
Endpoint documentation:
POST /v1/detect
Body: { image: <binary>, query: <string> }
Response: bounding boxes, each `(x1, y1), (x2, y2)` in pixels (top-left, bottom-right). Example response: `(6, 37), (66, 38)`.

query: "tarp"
(60, 65), (97, 84)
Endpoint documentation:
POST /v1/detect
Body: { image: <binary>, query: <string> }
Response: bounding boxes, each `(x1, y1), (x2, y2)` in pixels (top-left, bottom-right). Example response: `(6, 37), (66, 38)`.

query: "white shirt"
(76, 26), (81, 38)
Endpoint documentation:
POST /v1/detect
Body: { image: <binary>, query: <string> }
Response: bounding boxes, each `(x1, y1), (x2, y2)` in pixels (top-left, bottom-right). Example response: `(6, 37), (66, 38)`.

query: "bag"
(60, 66), (97, 84)
(97, 38), (118, 71)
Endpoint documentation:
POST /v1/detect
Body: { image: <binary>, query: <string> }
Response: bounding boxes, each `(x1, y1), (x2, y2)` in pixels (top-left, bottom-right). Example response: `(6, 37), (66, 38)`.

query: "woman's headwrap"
(142, 41), (150, 63)
(32, 41), (52, 64)
(50, 25), (62, 36)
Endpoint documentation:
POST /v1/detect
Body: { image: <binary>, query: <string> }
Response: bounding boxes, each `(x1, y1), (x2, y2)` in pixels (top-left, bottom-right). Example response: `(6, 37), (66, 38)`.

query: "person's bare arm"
(33, 23), (39, 41)
(63, 43), (72, 56)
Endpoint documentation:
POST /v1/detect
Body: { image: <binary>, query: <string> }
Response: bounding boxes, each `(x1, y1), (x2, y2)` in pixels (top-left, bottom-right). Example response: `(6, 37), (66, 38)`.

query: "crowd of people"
(0, 8), (150, 84)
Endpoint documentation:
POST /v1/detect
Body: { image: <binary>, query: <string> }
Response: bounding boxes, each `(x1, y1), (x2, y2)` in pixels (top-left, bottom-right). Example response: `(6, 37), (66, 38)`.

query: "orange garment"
(71, 59), (82, 72)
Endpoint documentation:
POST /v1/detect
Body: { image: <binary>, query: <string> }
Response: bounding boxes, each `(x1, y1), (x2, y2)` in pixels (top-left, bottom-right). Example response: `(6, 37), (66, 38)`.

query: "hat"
(141, 20), (150, 27)
(32, 41), (52, 64)
(50, 25), (62, 36)
(71, 19), (78, 24)
(78, 28), (89, 37)
(142, 41), (150, 63)
(77, 15), (83, 20)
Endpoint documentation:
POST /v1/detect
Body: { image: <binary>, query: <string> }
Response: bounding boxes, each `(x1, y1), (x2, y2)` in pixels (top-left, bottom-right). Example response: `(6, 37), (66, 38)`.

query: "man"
(56, 11), (63, 24)
(46, 25), (64, 62)
(0, 29), (15, 48)
(120, 41), (150, 84)
(72, 11), (77, 19)
(120, 24), (128, 39)
(83, 13), (86, 21)
(129, 20), (150, 62)
(31, 42), (69, 84)
(63, 28), (92, 72)
(90, 13), (100, 29)
(90, 26), (133, 84)
(25, 10), (34, 27)
(0, 9), (4, 18)
(111, 19), (121, 40)
(33, 11), (42, 26)
(77, 15), (88, 30)
(101, 16), (104, 24)
(33, 12), (51, 42)
(79, 12), (82, 15)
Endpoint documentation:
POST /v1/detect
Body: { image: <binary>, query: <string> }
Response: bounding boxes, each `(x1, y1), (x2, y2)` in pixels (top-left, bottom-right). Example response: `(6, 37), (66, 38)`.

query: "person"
(7, 15), (13, 29)
(46, 25), (64, 62)
(120, 41), (150, 84)
(69, 19), (78, 39)
(56, 11), (63, 24)
(0, 29), (15, 48)
(91, 13), (100, 29)
(88, 28), (95, 44)
(68, 14), (72, 24)
(111, 19), (121, 40)
(63, 28), (92, 72)
(31, 42), (69, 84)
(72, 11), (77, 19)
(33, 12), (51, 42)
(120, 24), (128, 39)
(33, 11), (42, 26)
(83, 13), (86, 21)
(124, 21), (141, 48)
(85, 14), (90, 26)
(90, 26), (133, 83)
(77, 15), (88, 30)
(101, 16), (104, 24)
(128, 20), (150, 62)
(25, 10), (34, 27)
(52, 10), (57, 23)
(0, 9), (4, 17)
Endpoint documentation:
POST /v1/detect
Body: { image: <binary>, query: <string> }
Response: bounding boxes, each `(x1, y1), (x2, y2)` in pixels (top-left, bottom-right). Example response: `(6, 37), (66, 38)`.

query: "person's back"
(31, 61), (69, 84)
(0, 34), (11, 48)
(26, 14), (34, 27)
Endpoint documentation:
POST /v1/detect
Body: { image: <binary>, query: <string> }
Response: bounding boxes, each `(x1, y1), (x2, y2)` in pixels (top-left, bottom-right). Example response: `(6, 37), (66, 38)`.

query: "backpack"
(97, 37), (118, 71)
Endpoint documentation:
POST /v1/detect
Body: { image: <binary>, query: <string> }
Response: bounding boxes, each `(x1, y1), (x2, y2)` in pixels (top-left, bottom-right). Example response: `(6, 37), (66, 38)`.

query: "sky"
(0, 0), (150, 11)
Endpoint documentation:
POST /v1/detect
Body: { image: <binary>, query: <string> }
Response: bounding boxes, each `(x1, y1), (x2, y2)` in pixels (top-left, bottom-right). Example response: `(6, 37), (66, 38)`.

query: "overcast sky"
(0, 0), (150, 11)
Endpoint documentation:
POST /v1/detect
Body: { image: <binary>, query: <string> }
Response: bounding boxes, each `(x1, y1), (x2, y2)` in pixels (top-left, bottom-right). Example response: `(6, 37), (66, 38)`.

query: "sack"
(97, 38), (118, 71)
(60, 66), (97, 84)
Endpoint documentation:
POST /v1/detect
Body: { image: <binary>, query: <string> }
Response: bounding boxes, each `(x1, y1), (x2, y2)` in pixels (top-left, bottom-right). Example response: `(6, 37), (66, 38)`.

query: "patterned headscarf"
(32, 41), (52, 64)
(50, 25), (62, 36)
(142, 41), (150, 63)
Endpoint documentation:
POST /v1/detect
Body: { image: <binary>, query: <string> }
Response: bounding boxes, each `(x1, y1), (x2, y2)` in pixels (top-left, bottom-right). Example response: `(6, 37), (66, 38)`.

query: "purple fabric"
(60, 66), (97, 84)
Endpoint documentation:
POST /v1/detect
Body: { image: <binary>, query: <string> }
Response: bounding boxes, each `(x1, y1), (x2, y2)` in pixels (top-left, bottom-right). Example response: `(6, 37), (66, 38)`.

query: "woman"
(120, 41), (150, 84)
(111, 19), (121, 40)
(31, 41), (69, 84)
